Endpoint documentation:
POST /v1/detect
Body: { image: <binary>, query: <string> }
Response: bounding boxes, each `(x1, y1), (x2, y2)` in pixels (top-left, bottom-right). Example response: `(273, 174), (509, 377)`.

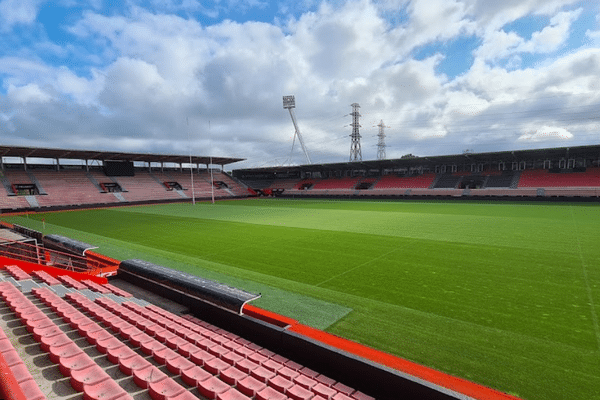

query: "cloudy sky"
(0, 0), (599, 168)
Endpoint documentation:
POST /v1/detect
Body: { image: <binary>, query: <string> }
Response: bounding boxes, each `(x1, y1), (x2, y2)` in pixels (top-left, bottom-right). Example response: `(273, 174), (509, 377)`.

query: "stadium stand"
(518, 168), (600, 188)
(373, 173), (435, 189)
(0, 260), (379, 400)
(433, 175), (462, 189)
(311, 177), (361, 190)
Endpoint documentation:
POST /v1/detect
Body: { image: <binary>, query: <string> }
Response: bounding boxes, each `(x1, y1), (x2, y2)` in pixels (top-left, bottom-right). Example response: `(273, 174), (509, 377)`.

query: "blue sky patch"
(502, 14), (550, 40)
(412, 35), (480, 79)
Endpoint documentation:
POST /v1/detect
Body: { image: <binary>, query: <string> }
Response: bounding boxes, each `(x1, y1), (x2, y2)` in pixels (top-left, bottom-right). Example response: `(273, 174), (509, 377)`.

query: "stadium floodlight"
(283, 95), (311, 165)
(349, 103), (362, 162)
(283, 95), (295, 109)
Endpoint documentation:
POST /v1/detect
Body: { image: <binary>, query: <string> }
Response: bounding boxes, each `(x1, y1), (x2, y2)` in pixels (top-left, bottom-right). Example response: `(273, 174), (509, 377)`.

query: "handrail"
(0, 237), (91, 274)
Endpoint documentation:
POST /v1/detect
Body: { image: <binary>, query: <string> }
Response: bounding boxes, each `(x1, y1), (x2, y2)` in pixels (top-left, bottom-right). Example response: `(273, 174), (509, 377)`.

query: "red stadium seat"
(250, 365), (276, 383)
(312, 383), (337, 399)
(96, 337), (126, 354)
(132, 365), (168, 389)
(233, 345), (255, 359)
(197, 376), (230, 400)
(82, 377), (132, 400)
(235, 358), (260, 374)
(293, 374), (318, 390)
(332, 382), (354, 396)
(278, 366), (300, 381)
(221, 351), (244, 366)
(268, 374), (294, 393)
(189, 348), (215, 366)
(165, 335), (188, 350)
(119, 354), (152, 375)
(70, 364), (110, 392)
(180, 365), (212, 387)
(107, 344), (138, 364)
(140, 340), (166, 356)
(315, 375), (336, 387)
(40, 332), (71, 352)
(219, 365), (248, 385)
(148, 377), (186, 400)
(284, 360), (303, 371)
(203, 357), (230, 375)
(49, 342), (84, 364)
(287, 384), (315, 400)
(84, 327), (113, 345)
(332, 393), (354, 400)
(217, 388), (252, 400)
(262, 358), (283, 372)
(351, 391), (375, 400)
(165, 355), (195, 375)
(248, 352), (268, 365)
(153, 347), (179, 365)
(237, 375), (266, 397)
(129, 331), (154, 347)
(177, 342), (198, 357)
(58, 352), (96, 377)
(256, 386), (288, 400)
(18, 379), (47, 400)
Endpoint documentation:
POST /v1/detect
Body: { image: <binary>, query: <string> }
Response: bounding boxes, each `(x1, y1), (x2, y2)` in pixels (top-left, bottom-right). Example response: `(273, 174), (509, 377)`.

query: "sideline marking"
(315, 247), (401, 287)
(570, 206), (600, 351)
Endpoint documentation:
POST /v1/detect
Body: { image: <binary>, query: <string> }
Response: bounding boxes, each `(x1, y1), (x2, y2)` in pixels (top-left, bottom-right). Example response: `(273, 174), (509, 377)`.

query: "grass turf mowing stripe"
(3, 199), (600, 400)
(569, 205), (600, 351)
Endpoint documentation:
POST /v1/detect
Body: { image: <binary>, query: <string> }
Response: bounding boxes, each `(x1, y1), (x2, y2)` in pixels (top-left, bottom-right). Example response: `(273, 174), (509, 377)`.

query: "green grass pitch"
(3, 199), (600, 400)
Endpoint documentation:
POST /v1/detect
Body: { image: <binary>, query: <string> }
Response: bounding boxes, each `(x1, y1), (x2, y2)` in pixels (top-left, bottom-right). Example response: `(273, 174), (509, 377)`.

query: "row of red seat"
(4, 265), (31, 281)
(0, 318), (46, 400)
(0, 281), (127, 400)
(1, 263), (372, 400)
(4, 264), (133, 298)
(32, 286), (197, 400)
(518, 168), (600, 187)
(88, 293), (365, 400)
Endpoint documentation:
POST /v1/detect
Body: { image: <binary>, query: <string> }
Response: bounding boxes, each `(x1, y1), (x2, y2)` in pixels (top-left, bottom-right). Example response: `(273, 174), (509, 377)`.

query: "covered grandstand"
(233, 144), (600, 199)
(0, 146), (249, 213)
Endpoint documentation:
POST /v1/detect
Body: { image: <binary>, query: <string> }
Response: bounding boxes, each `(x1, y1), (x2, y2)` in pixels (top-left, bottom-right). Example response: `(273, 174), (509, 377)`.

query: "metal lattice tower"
(349, 103), (362, 162)
(377, 120), (387, 160)
(283, 95), (311, 164)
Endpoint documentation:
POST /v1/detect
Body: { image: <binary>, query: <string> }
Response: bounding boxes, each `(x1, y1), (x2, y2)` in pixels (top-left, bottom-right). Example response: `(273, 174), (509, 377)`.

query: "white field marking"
(570, 206), (600, 351)
(315, 247), (402, 288)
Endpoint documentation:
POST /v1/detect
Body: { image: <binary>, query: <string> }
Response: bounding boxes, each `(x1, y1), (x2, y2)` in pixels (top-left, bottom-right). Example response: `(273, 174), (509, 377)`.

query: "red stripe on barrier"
(242, 304), (298, 328)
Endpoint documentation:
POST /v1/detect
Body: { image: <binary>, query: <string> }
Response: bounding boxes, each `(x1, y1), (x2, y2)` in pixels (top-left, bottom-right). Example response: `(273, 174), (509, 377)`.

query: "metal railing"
(0, 237), (99, 275)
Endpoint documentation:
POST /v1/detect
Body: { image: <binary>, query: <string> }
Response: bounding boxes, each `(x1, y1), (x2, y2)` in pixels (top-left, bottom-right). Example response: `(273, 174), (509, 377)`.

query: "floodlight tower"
(349, 103), (362, 162)
(283, 95), (311, 164)
(377, 120), (388, 160)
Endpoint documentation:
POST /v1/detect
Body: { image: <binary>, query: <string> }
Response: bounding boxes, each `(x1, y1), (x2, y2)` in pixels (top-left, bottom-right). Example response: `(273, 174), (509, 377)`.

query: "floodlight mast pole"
(187, 116), (195, 205)
(283, 95), (311, 164)
(349, 103), (362, 162)
(377, 119), (387, 160)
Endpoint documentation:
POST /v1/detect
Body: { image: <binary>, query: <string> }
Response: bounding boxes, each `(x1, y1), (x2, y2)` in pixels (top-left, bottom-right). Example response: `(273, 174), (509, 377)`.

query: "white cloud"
(1, 0), (599, 167)
(7, 83), (52, 103)
(464, 0), (579, 32)
(474, 8), (582, 63)
(516, 8), (582, 53)
(0, 0), (45, 31)
(518, 126), (573, 141)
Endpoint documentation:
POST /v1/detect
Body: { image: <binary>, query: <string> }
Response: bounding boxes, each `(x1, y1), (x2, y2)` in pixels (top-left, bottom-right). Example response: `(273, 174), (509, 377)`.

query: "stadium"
(0, 142), (599, 400)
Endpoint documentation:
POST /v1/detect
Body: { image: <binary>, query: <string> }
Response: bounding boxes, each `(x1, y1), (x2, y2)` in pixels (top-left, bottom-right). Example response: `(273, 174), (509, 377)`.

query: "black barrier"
(279, 330), (472, 400)
(119, 259), (261, 314)
(12, 224), (43, 242)
(43, 234), (98, 256)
